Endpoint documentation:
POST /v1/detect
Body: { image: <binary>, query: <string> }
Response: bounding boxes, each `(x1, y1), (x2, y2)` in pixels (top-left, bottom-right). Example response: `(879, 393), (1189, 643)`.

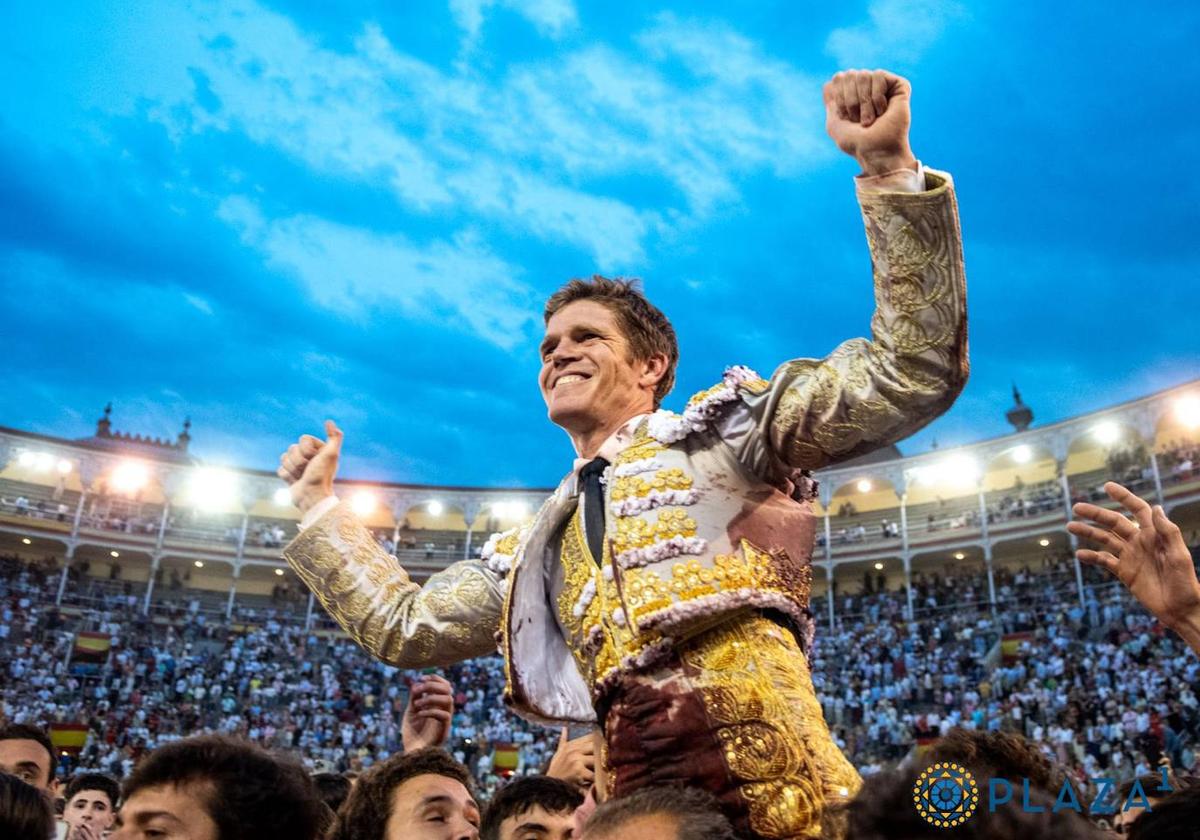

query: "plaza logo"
(913, 762), (979, 828)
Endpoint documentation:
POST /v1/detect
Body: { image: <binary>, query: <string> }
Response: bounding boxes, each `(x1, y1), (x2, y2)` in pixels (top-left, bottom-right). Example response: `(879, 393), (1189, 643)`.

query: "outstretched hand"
(277, 419), (343, 514)
(402, 674), (455, 753)
(824, 68), (917, 177)
(1068, 481), (1200, 653)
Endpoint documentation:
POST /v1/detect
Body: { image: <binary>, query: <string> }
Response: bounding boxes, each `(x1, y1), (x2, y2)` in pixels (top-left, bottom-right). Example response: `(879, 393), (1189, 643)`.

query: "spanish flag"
(49, 723), (89, 756)
(73, 632), (112, 661)
(492, 743), (520, 773)
(1000, 631), (1033, 664)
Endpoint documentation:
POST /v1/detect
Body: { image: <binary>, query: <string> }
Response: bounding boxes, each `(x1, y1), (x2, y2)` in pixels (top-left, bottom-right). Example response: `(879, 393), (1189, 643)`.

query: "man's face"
(499, 804), (576, 840)
(385, 773), (480, 840)
(585, 813), (677, 840)
(111, 783), (219, 840)
(65, 789), (117, 833)
(539, 301), (660, 438)
(0, 737), (55, 792)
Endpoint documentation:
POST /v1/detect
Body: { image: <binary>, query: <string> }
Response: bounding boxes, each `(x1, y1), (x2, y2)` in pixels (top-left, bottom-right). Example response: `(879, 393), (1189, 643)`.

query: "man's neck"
(569, 411), (648, 459)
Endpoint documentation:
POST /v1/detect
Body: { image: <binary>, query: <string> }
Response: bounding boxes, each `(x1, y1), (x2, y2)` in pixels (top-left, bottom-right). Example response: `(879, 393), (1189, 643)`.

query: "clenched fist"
(824, 69), (917, 177)
(277, 419), (342, 514)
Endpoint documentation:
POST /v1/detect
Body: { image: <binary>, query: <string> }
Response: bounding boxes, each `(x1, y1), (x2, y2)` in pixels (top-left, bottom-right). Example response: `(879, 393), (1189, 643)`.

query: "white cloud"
(449, 0), (579, 49)
(826, 0), (965, 67)
(184, 293), (214, 315)
(217, 196), (538, 348)
(133, 1), (833, 272)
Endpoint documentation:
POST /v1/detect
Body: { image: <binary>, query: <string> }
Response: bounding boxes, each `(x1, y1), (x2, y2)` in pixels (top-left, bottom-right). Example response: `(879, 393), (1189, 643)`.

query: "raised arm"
(727, 70), (968, 475)
(278, 421), (504, 668)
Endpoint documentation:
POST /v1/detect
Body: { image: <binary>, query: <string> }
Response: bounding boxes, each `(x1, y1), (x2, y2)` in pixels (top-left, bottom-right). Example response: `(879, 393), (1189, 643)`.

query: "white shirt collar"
(571, 413), (649, 477)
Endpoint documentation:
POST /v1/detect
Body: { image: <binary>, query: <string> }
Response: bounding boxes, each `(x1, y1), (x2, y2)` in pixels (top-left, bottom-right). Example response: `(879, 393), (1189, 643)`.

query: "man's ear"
(639, 353), (670, 392)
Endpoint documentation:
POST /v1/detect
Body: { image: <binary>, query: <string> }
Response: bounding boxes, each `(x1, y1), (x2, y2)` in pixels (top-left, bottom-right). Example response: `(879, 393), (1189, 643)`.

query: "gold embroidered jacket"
(282, 169), (967, 724)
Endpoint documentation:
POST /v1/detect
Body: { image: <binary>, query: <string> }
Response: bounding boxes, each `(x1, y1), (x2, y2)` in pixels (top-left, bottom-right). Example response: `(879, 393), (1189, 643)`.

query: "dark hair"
(1114, 773), (1173, 809)
(1128, 784), (1200, 840)
(0, 772), (55, 840)
(0, 724), (56, 785)
(482, 775), (583, 840)
(121, 735), (326, 840)
(926, 729), (1065, 798)
(543, 276), (679, 407)
(329, 748), (474, 840)
(844, 764), (1105, 839)
(584, 785), (736, 840)
(65, 772), (120, 809)
(312, 772), (353, 814)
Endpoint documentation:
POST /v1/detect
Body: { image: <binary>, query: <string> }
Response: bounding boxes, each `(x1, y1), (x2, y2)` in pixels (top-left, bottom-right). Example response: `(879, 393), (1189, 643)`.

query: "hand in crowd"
(823, 68), (917, 176)
(1069, 481), (1200, 654)
(67, 822), (103, 840)
(401, 673), (455, 753)
(546, 727), (595, 791)
(277, 419), (343, 514)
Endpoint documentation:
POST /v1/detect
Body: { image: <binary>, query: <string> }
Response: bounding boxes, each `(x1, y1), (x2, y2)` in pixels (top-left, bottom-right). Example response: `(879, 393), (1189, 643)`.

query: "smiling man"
(280, 68), (968, 838)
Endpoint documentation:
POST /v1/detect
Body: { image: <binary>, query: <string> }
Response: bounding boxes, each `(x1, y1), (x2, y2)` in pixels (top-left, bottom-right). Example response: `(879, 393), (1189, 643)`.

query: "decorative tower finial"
(1006, 383), (1034, 432)
(97, 403), (113, 437)
(177, 417), (192, 451)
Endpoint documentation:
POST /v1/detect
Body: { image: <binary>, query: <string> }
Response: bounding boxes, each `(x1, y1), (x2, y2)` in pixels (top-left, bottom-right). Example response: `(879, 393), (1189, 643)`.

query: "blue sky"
(2, 0), (1197, 487)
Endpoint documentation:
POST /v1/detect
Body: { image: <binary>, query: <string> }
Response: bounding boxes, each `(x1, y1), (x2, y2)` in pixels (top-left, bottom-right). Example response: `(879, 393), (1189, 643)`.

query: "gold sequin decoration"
(680, 615), (863, 838)
(612, 508), (698, 556)
(610, 468), (694, 502)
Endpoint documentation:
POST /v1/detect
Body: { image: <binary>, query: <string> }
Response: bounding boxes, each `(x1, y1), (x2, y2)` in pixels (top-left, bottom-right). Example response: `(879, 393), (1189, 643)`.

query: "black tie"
(579, 457), (609, 565)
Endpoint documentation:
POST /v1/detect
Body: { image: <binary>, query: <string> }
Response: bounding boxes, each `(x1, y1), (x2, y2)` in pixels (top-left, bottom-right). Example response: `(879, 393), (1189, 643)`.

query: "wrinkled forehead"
(543, 299), (623, 336)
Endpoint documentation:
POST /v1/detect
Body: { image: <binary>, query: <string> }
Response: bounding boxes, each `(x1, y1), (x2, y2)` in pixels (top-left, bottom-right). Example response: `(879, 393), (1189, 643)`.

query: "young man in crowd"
(481, 775), (583, 840)
(0, 723), (58, 795)
(110, 734), (327, 840)
(62, 772), (121, 839)
(329, 747), (480, 840)
(581, 786), (737, 840)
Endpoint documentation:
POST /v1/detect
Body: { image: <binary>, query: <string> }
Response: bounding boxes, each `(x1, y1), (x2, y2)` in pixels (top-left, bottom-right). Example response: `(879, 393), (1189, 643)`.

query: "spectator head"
(581, 786), (736, 840)
(329, 747), (479, 840)
(64, 772), (121, 834)
(0, 724), (57, 793)
(925, 729), (1066, 798)
(1127, 783), (1200, 840)
(844, 763), (1105, 839)
(112, 735), (326, 840)
(482, 775), (583, 840)
(312, 772), (353, 815)
(1112, 773), (1175, 835)
(0, 772), (55, 840)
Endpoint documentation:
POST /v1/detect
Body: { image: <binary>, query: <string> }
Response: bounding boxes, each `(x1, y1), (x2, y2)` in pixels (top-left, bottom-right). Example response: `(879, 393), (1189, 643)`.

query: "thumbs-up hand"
(277, 419), (344, 514)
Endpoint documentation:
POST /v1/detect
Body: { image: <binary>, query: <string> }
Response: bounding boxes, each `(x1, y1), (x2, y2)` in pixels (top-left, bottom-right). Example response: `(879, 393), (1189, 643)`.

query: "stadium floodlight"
(917, 453), (979, 487)
(22, 538), (31, 545)
(873, 562), (884, 570)
(1011, 445), (1033, 464)
(1176, 395), (1200, 429)
(493, 500), (528, 520)
(33, 452), (54, 472)
(1038, 538), (1050, 547)
(953, 551), (965, 560)
(272, 487), (292, 507)
(274, 568), (284, 576)
(427, 500), (444, 516)
(111, 460), (151, 495)
(56, 459), (72, 475)
(194, 560), (204, 568)
(350, 491), (377, 517)
(110, 551), (120, 558)
(1092, 421), (1119, 445)
(856, 479), (872, 493)
(188, 468), (239, 511)
(17, 451), (36, 467)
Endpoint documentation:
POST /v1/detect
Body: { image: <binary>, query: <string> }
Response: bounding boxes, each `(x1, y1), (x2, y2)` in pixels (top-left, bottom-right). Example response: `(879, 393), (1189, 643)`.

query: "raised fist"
(824, 68), (916, 177)
(276, 419), (342, 514)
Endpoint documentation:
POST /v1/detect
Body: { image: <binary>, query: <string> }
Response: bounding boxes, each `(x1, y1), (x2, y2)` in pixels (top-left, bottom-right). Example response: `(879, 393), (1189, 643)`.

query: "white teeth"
(556, 374), (585, 388)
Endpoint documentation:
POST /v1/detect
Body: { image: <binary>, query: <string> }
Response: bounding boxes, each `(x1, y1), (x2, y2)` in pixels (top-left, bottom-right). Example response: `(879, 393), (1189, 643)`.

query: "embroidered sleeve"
(721, 169), (968, 475)
(282, 500), (505, 668)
